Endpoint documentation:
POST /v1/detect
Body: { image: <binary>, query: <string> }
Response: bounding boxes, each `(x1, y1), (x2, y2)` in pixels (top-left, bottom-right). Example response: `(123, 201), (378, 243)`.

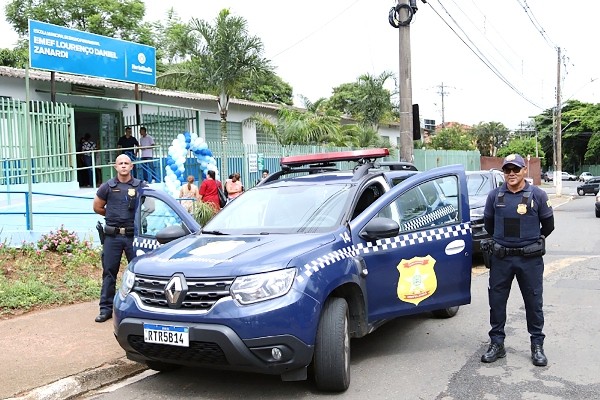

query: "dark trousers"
(488, 254), (545, 345)
(99, 234), (135, 313)
(82, 155), (93, 186)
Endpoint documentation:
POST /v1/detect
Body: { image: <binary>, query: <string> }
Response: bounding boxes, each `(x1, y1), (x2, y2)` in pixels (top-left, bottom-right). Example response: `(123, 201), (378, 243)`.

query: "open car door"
(133, 187), (200, 257)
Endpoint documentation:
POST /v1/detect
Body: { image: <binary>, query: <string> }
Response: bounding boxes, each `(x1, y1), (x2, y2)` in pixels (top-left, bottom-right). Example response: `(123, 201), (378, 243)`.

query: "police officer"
(481, 154), (554, 366)
(92, 154), (147, 322)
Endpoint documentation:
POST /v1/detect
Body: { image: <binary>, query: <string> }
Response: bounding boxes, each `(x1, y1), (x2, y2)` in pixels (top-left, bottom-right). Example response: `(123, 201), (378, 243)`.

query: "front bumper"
(116, 318), (314, 376)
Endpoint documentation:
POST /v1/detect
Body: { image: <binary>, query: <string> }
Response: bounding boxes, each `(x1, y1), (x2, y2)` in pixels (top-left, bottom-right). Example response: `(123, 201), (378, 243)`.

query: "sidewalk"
(0, 301), (146, 400)
(1, 192), (574, 400)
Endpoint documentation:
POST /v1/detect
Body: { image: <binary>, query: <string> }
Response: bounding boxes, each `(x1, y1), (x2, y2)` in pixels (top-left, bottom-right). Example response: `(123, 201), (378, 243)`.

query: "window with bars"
(204, 120), (243, 142)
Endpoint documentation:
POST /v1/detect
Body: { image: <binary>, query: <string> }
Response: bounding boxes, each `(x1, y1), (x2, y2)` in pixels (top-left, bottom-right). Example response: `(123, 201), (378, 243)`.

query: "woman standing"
(225, 172), (243, 202)
(199, 170), (221, 211)
(179, 175), (199, 212)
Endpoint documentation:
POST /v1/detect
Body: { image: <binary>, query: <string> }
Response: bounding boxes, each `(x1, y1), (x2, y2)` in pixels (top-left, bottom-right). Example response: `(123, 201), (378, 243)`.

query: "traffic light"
(412, 104), (421, 141)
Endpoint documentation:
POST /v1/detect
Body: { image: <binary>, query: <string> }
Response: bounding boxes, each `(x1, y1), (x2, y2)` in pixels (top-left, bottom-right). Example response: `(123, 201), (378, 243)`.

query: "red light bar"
(280, 148), (390, 167)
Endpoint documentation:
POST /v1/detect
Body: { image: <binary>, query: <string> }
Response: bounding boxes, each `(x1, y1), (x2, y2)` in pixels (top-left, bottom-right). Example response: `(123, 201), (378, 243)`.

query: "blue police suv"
(114, 149), (473, 392)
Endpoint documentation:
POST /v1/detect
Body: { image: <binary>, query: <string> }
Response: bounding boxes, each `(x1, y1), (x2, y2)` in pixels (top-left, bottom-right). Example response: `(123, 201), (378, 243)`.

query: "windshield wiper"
(201, 230), (228, 235)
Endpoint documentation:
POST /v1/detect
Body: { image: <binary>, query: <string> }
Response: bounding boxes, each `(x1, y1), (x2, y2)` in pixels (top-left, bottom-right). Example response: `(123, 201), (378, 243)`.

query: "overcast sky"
(1, 0), (599, 130)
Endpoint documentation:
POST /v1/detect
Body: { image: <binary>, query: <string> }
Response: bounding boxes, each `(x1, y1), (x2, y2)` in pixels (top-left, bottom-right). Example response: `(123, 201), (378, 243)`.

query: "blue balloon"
(167, 158), (175, 165)
(170, 163), (178, 172)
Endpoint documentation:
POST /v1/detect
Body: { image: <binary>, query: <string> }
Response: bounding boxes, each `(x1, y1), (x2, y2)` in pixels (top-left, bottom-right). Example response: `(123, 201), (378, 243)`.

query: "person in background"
(138, 127), (155, 183)
(117, 126), (139, 177)
(80, 133), (96, 187)
(225, 172), (243, 202)
(480, 153), (554, 367)
(92, 154), (147, 323)
(199, 170), (221, 211)
(179, 175), (199, 213)
(257, 169), (269, 185)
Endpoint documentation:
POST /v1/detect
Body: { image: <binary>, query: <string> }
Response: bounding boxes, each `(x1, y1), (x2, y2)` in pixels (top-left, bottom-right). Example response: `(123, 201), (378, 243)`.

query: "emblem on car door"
(165, 273), (188, 308)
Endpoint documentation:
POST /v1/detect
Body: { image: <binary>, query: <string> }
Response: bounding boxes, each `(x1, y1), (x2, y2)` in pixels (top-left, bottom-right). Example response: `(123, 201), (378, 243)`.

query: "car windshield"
(467, 173), (493, 196)
(202, 183), (352, 234)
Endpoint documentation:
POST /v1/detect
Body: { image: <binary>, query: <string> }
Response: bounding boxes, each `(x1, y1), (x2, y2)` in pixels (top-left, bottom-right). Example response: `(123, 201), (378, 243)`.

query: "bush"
(37, 225), (93, 253)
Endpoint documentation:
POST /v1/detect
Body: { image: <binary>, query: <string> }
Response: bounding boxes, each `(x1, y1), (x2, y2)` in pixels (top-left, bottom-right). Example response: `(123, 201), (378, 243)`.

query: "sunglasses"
(502, 166), (522, 174)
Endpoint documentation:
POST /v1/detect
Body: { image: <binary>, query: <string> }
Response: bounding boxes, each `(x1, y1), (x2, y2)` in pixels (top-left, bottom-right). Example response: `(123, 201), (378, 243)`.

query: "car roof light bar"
(280, 148), (390, 168)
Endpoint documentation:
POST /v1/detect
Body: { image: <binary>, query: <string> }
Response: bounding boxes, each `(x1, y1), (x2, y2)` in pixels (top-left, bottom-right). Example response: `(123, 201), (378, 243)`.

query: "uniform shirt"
(483, 182), (553, 248)
(117, 135), (139, 154)
(96, 177), (146, 227)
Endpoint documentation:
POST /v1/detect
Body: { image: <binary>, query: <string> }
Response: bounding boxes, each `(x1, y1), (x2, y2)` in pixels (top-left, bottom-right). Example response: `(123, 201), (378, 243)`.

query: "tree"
(426, 126), (476, 151)
(0, 43), (28, 68)
(323, 71), (396, 129)
(497, 138), (544, 162)
(4, 0), (153, 43)
(471, 122), (511, 156)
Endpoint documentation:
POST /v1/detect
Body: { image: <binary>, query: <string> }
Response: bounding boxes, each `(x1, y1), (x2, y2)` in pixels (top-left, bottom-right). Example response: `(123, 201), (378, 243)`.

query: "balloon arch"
(162, 131), (220, 198)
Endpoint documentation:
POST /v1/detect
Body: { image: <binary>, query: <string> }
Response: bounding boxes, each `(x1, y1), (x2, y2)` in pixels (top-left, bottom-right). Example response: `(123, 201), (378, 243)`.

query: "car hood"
(132, 232), (336, 277)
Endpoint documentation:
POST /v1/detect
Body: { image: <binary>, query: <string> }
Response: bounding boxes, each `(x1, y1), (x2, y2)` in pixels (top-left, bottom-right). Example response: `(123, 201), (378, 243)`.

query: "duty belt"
(104, 225), (134, 236)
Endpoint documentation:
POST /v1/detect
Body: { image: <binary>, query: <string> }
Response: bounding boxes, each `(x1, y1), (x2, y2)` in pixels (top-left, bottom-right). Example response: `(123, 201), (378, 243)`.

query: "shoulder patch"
(547, 199), (552, 207)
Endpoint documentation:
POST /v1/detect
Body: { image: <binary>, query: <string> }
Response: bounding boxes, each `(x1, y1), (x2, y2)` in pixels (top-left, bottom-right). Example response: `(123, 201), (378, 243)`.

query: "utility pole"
(555, 47), (563, 196)
(437, 82), (449, 128)
(389, 0), (417, 162)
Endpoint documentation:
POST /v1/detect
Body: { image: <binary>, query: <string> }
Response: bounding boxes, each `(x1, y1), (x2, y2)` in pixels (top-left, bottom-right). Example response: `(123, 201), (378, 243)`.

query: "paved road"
(82, 192), (600, 399)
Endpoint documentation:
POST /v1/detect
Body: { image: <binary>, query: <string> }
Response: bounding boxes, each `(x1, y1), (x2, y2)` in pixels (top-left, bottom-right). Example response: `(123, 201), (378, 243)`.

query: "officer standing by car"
(92, 154), (147, 323)
(480, 154), (554, 366)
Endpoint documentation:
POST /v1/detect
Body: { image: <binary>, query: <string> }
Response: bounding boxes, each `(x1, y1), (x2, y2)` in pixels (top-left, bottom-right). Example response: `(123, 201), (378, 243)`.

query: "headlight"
(118, 269), (136, 301)
(231, 269), (296, 305)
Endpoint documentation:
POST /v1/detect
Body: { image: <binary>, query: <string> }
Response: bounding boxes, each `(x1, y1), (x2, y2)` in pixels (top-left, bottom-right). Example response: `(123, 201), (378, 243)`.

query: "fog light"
(271, 347), (283, 361)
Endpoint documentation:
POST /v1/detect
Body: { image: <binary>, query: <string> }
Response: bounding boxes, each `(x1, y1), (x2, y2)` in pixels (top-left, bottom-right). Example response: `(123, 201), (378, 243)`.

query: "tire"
(146, 360), (180, 372)
(596, 209), (600, 218)
(432, 305), (459, 318)
(578, 189), (585, 196)
(313, 297), (350, 392)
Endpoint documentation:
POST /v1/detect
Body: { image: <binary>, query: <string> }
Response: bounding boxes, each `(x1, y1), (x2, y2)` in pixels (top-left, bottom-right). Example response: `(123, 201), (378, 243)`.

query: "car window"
(139, 196), (185, 237)
(467, 173), (493, 195)
(203, 184), (352, 234)
(379, 176), (459, 233)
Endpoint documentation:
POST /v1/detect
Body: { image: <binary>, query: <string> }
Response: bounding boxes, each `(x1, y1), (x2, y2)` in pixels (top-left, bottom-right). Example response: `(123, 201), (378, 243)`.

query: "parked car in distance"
(466, 169), (505, 255)
(542, 171), (553, 182)
(577, 178), (600, 196)
(561, 171), (577, 181)
(578, 172), (594, 182)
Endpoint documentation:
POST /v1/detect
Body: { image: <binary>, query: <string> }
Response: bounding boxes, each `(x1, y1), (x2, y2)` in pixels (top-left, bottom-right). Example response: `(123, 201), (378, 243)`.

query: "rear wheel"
(432, 305), (459, 318)
(313, 297), (350, 392)
(578, 189), (585, 196)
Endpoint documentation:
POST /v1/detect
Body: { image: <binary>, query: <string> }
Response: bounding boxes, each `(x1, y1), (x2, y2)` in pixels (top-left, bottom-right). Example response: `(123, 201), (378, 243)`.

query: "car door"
(133, 188), (200, 257)
(350, 165), (471, 322)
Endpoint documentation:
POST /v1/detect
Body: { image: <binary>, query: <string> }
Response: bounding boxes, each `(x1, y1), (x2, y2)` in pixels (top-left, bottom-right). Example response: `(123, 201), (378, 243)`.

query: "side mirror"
(156, 224), (188, 245)
(359, 217), (400, 241)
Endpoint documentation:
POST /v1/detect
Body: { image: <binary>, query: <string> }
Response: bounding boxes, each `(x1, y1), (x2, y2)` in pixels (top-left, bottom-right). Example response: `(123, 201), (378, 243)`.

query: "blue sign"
(29, 20), (156, 85)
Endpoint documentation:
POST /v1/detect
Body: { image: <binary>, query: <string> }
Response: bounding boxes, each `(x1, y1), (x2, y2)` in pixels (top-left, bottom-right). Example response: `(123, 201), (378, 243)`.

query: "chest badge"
(128, 188), (136, 197)
(397, 255), (437, 306)
(517, 203), (527, 215)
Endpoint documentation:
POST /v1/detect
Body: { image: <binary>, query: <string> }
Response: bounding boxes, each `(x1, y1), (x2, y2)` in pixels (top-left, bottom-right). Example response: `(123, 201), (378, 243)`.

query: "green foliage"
(0, 42), (28, 68)
(193, 201), (219, 226)
(0, 235), (102, 316)
(323, 72), (396, 128)
(5, 0), (152, 43)
(496, 137), (543, 160)
(426, 126), (476, 151)
(471, 122), (511, 156)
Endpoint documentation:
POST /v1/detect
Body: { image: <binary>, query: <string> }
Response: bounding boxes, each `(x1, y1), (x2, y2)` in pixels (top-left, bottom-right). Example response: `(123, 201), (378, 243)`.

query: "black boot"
(481, 343), (506, 363)
(531, 344), (548, 366)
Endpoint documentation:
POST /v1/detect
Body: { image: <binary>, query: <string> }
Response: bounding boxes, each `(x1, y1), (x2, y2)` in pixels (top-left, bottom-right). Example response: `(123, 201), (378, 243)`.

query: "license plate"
(143, 323), (189, 347)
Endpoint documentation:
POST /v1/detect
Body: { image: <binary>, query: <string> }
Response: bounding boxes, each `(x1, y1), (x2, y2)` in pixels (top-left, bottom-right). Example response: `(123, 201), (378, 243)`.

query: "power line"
(515, 0), (557, 50)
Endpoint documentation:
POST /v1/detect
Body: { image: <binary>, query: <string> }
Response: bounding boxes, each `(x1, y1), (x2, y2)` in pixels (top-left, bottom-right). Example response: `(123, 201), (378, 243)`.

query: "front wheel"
(313, 297), (350, 392)
(578, 189), (585, 196)
(596, 209), (600, 218)
(432, 305), (460, 318)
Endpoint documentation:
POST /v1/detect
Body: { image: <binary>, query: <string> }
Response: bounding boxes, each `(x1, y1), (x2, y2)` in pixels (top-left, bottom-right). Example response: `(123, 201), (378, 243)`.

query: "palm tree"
(158, 9), (272, 178)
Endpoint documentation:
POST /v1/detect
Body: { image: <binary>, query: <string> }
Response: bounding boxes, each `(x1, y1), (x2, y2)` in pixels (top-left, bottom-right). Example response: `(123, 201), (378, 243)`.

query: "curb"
(7, 358), (147, 400)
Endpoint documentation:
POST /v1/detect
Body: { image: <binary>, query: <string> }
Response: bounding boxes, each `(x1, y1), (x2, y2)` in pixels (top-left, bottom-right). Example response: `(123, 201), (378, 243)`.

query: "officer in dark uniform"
(92, 154), (147, 322)
(480, 154), (554, 366)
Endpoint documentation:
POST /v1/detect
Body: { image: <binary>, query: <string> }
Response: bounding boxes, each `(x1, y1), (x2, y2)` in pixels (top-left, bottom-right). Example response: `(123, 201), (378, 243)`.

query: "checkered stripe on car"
(296, 222), (470, 284)
(134, 237), (160, 250)
(400, 205), (456, 231)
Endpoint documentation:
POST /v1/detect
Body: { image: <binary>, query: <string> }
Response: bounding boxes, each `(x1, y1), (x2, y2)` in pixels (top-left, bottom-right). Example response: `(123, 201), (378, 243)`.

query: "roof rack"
(258, 148), (390, 185)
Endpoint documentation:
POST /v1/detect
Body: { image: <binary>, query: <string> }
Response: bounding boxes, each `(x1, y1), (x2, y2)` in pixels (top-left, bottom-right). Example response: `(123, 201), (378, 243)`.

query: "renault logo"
(164, 273), (188, 308)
